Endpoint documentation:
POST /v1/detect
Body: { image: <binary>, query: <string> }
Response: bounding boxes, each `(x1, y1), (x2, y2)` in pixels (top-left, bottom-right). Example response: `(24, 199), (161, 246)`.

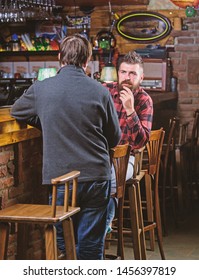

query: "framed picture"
(116, 11), (172, 43)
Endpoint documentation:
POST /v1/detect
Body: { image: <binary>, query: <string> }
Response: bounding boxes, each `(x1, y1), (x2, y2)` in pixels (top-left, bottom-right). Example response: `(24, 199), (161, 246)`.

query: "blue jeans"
(106, 155), (135, 233)
(49, 180), (111, 260)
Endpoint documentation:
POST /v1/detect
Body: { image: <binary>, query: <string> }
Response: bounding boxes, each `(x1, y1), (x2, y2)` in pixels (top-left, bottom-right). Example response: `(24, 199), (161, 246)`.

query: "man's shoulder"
(135, 88), (153, 108)
(84, 77), (114, 98)
(138, 88), (152, 101)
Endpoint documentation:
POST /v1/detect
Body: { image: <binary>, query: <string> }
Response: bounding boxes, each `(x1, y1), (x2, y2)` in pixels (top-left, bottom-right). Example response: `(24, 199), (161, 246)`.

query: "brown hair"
(59, 34), (92, 67)
(117, 51), (143, 71)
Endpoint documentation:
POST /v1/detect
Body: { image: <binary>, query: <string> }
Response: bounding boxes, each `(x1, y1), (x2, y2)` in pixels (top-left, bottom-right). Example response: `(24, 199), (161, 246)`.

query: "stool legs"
(128, 183), (146, 260)
(0, 219), (77, 260)
(45, 218), (77, 260)
(117, 199), (125, 259)
(144, 174), (166, 260)
(154, 188), (166, 260)
(17, 223), (29, 259)
(145, 174), (155, 251)
(45, 224), (58, 260)
(0, 222), (9, 260)
(63, 217), (77, 260)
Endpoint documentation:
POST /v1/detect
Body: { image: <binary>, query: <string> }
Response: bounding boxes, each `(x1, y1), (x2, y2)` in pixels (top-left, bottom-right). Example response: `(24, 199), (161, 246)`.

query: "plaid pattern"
(106, 83), (153, 153)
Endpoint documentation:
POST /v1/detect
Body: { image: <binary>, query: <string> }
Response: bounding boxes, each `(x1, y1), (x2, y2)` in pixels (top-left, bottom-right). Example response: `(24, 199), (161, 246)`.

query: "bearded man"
(103, 51), (153, 233)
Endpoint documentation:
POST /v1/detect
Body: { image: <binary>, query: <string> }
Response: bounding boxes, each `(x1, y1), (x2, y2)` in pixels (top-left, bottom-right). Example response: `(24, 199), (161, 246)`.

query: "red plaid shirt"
(105, 82), (153, 153)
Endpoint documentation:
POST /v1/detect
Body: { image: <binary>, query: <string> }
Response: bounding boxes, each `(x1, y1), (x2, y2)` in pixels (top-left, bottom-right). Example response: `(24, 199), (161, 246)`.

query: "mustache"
(121, 80), (133, 86)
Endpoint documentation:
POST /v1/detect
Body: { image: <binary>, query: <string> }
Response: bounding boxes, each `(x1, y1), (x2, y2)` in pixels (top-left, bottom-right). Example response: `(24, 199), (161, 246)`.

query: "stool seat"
(0, 204), (80, 223)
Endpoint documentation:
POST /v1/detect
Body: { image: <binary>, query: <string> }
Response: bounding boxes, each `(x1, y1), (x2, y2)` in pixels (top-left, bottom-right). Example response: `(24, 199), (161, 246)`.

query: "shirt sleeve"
(124, 96), (153, 149)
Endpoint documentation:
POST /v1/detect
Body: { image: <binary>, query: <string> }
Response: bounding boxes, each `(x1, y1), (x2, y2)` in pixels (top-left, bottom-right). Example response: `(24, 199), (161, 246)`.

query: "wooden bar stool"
(125, 146), (147, 260)
(125, 129), (166, 260)
(0, 170), (80, 260)
(142, 128), (165, 259)
(105, 143), (131, 260)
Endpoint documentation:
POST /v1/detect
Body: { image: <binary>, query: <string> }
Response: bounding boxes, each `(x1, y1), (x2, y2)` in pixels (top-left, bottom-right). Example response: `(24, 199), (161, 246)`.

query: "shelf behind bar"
(0, 49), (112, 57)
(0, 51), (59, 57)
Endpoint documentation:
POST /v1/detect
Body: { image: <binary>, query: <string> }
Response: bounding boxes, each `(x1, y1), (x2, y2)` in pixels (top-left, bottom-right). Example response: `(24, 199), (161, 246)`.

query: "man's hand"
(119, 85), (135, 116)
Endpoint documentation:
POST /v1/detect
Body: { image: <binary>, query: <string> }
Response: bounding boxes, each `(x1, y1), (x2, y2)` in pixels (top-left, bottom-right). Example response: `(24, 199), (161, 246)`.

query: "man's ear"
(82, 59), (89, 71)
(58, 53), (60, 61)
(140, 73), (144, 84)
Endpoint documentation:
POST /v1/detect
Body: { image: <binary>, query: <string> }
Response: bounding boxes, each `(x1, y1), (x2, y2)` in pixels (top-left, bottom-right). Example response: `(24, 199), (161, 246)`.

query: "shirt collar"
(57, 65), (85, 74)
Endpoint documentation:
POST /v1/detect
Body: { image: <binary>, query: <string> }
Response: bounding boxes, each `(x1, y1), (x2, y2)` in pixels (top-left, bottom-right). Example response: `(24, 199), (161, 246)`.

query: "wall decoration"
(170, 0), (199, 8)
(116, 12), (172, 43)
(65, 16), (91, 29)
(186, 5), (197, 16)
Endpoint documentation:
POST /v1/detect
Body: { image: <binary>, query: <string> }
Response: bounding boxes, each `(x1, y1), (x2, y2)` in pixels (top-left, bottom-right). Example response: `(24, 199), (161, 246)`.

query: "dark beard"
(119, 80), (139, 91)
(119, 80), (132, 90)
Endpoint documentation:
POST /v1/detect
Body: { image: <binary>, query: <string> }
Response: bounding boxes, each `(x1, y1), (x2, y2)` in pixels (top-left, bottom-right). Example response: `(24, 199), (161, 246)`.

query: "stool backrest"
(110, 144), (131, 199)
(146, 128), (165, 176)
(175, 118), (189, 146)
(162, 117), (177, 169)
(51, 170), (80, 217)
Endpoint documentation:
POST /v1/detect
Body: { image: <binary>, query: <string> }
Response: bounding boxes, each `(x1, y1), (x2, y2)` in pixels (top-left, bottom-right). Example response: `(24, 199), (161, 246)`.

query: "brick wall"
(170, 14), (199, 136)
(0, 137), (47, 259)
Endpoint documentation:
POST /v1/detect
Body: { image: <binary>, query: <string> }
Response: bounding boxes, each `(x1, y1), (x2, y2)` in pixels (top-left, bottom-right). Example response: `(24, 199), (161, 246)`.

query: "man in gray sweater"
(11, 34), (121, 260)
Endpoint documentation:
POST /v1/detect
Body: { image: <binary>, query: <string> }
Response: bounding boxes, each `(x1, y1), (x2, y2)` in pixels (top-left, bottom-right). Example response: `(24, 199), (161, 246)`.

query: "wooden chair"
(174, 110), (199, 212)
(105, 143), (131, 260)
(187, 109), (199, 205)
(159, 117), (177, 235)
(174, 118), (190, 212)
(0, 170), (80, 260)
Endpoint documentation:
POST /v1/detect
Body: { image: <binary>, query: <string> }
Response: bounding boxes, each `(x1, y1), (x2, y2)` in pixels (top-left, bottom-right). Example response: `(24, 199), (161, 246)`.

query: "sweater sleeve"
(104, 94), (121, 148)
(11, 84), (37, 122)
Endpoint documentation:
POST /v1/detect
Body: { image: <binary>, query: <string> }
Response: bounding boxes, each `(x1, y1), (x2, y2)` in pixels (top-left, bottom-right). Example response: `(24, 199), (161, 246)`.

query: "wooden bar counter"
(0, 107), (41, 147)
(149, 91), (178, 105)
(149, 91), (178, 132)
(0, 107), (46, 260)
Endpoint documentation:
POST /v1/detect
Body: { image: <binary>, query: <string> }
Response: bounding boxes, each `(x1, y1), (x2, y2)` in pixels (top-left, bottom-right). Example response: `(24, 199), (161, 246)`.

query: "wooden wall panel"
(63, 5), (186, 55)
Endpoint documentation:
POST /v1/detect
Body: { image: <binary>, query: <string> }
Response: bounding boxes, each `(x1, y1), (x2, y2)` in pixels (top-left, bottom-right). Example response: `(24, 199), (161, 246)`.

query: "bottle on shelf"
(10, 34), (20, 51)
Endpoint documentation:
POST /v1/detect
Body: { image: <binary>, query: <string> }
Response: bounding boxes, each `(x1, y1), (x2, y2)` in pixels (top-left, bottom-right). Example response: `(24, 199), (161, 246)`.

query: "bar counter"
(149, 91), (178, 105)
(0, 107), (41, 147)
(149, 91), (178, 132)
(0, 107), (45, 259)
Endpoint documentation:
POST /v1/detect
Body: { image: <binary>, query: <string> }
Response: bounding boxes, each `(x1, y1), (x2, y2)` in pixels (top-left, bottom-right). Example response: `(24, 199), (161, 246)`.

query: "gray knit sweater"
(11, 65), (121, 184)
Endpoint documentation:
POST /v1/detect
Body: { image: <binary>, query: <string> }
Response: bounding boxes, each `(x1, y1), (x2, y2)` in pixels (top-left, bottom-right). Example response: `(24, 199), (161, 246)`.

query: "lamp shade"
(170, 0), (199, 8)
(100, 65), (117, 83)
(37, 68), (57, 81)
